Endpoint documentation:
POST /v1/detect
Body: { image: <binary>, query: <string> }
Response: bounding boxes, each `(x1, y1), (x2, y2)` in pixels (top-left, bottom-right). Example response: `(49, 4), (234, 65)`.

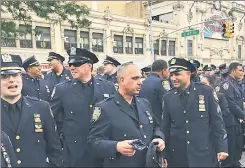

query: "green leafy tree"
(1, 1), (91, 39)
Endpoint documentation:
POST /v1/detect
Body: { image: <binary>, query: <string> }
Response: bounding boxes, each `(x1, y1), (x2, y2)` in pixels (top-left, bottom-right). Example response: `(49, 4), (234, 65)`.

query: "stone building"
(1, 1), (245, 70)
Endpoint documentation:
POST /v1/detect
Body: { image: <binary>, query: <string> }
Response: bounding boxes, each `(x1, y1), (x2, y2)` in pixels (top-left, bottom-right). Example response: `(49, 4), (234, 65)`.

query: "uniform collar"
(149, 72), (160, 78)
(1, 96), (23, 111)
(177, 82), (192, 96)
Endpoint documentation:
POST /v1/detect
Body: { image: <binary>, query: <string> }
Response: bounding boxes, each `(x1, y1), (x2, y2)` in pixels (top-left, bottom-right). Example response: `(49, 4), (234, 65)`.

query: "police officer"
(44, 52), (72, 92)
(94, 66), (106, 80)
(201, 74), (236, 167)
(203, 64), (216, 75)
(1, 53), (63, 167)
(162, 58), (228, 167)
(219, 62), (245, 167)
(103, 55), (121, 84)
(1, 131), (18, 168)
(190, 59), (201, 82)
(141, 65), (151, 79)
(87, 62), (165, 167)
(22, 56), (51, 102)
(139, 59), (170, 122)
(49, 47), (116, 167)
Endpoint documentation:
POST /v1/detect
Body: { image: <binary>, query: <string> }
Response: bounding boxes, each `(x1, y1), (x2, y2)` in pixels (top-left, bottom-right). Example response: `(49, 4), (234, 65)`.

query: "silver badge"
(70, 47), (76, 56)
(2, 54), (12, 62)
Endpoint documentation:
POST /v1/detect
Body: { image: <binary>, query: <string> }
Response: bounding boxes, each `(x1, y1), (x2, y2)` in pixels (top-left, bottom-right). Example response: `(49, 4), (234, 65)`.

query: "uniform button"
(74, 140), (77, 143)
(90, 105), (93, 108)
(17, 160), (21, 164)
(16, 148), (20, 152)
(112, 157), (114, 160)
(37, 89), (39, 91)
(147, 146), (149, 148)
(186, 120), (189, 124)
(172, 149), (175, 152)
(71, 111), (73, 114)
(16, 136), (20, 140)
(124, 134), (126, 137)
(184, 110), (186, 114)
(186, 131), (190, 134)
(37, 140), (40, 143)
(144, 135), (147, 138)
(201, 115), (203, 118)
(187, 141), (190, 144)
(140, 125), (143, 128)
(187, 92), (190, 94)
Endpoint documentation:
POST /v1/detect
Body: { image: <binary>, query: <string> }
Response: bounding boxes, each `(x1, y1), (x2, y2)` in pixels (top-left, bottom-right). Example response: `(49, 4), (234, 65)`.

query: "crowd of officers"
(1, 47), (244, 168)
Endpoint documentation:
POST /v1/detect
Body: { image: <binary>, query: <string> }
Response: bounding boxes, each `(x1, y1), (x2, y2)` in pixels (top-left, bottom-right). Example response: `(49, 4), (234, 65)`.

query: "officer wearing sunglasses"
(49, 47), (116, 167)
(1, 53), (63, 167)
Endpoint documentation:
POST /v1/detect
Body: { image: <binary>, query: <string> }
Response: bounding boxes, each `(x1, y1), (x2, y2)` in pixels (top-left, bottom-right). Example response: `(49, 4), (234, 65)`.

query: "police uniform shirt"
(78, 78), (94, 106)
(2, 98), (22, 131)
(177, 84), (191, 110)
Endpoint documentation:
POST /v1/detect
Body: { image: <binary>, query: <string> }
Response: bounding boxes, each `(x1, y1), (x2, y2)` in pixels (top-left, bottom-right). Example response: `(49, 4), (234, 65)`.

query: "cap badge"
(70, 47), (76, 56)
(2, 54), (12, 62)
(171, 58), (176, 65)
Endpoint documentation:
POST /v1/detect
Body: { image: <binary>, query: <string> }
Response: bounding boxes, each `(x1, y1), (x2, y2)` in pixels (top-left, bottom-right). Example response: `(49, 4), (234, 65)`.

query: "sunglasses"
(1, 73), (22, 80)
(68, 62), (84, 67)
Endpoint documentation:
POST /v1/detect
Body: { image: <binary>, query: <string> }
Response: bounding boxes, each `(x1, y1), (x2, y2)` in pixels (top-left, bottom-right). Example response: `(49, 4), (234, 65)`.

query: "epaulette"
(56, 80), (72, 86)
(95, 96), (114, 106)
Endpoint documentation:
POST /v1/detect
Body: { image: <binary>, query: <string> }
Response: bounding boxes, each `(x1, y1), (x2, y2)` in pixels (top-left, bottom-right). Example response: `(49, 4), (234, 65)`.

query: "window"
(64, 30), (77, 51)
(135, 37), (143, 54)
(187, 40), (193, 56)
(80, 31), (89, 50)
(154, 39), (159, 55)
(1, 33), (16, 47)
(113, 35), (123, 53)
(92, 33), (103, 52)
(126, 36), (133, 54)
(238, 45), (242, 59)
(168, 40), (175, 56)
(36, 26), (51, 49)
(19, 25), (32, 48)
(161, 40), (167, 56)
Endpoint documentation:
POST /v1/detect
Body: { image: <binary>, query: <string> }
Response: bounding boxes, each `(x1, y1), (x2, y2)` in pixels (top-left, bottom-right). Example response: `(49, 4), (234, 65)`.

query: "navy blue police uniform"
(1, 54), (63, 167)
(87, 92), (164, 167)
(103, 55), (121, 90)
(217, 92), (236, 167)
(139, 73), (170, 122)
(49, 48), (116, 167)
(219, 76), (245, 167)
(190, 59), (201, 82)
(44, 52), (72, 92)
(22, 56), (51, 102)
(1, 131), (18, 168)
(162, 58), (228, 167)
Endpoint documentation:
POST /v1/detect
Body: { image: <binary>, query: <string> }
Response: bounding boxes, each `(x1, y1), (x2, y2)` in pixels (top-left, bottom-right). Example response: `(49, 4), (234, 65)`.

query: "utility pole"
(148, 1), (155, 61)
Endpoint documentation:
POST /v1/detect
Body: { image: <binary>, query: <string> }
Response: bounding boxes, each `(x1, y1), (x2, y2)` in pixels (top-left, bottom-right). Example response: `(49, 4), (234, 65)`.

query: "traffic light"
(222, 23), (230, 38)
(229, 23), (234, 38)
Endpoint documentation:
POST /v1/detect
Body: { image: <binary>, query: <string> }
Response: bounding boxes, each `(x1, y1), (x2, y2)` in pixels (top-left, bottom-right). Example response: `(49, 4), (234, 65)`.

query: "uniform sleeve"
(161, 97), (171, 160)
(49, 85), (64, 135)
(208, 89), (228, 153)
(87, 106), (118, 159)
(43, 103), (63, 167)
(2, 133), (19, 167)
(220, 83), (245, 119)
(218, 93), (231, 117)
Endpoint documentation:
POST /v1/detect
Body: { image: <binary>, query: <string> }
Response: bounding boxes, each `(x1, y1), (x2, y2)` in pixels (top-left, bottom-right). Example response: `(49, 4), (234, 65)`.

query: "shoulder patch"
(92, 107), (101, 122)
(222, 82), (229, 90)
(162, 80), (170, 91)
(213, 90), (219, 102)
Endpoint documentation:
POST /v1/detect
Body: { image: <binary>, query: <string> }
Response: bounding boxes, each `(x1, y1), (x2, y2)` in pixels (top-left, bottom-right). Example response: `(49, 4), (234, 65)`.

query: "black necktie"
(8, 104), (19, 131)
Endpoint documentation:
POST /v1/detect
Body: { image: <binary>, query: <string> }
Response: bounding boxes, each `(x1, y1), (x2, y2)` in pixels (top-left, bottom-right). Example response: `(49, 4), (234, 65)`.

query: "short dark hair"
(228, 62), (242, 74)
(151, 59), (168, 72)
(97, 66), (104, 75)
(202, 74), (216, 86)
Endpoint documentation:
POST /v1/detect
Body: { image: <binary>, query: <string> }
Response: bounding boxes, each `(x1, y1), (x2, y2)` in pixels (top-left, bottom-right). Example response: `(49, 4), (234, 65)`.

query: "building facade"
(1, 1), (245, 70)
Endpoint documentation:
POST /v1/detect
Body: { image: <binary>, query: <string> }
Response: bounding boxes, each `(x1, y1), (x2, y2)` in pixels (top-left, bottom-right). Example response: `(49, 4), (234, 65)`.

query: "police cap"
(1, 53), (23, 75)
(103, 55), (121, 67)
(22, 56), (40, 71)
(47, 52), (65, 62)
(218, 63), (226, 70)
(189, 59), (200, 69)
(146, 141), (165, 167)
(141, 65), (151, 73)
(168, 58), (196, 73)
(203, 64), (216, 71)
(67, 47), (99, 64)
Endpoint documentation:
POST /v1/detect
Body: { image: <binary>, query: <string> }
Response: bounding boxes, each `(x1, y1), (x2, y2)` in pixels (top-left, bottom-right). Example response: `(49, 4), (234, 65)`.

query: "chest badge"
(92, 107), (101, 122)
(34, 113), (43, 133)
(198, 95), (206, 112)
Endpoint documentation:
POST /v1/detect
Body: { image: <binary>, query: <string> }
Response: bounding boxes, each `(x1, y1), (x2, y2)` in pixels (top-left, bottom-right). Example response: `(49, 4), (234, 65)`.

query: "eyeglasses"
(68, 62), (84, 67)
(1, 73), (22, 80)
